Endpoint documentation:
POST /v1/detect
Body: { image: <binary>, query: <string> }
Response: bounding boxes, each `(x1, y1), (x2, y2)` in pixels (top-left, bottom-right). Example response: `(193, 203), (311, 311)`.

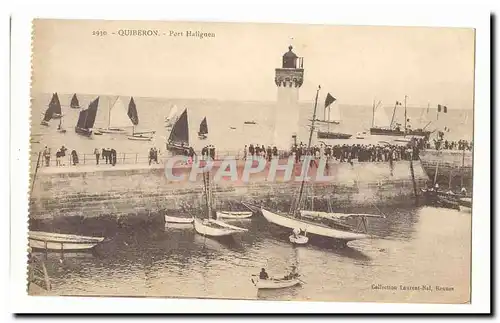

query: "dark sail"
(84, 97), (99, 129)
(76, 109), (88, 128)
(70, 94), (80, 109)
(42, 105), (54, 122)
(199, 117), (208, 135)
(168, 109), (189, 145)
(127, 97), (139, 125)
(50, 93), (62, 115)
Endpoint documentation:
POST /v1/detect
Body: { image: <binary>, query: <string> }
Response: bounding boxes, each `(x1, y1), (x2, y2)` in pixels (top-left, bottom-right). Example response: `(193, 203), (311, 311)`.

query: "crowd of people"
(241, 141), (421, 164)
(431, 139), (473, 151)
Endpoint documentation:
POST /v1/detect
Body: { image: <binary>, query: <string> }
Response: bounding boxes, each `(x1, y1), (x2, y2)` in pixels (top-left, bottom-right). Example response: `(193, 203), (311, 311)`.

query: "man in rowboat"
(259, 268), (269, 280)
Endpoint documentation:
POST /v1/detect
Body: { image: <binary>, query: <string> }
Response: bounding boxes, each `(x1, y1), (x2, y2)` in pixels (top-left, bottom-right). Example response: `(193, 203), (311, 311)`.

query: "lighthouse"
(273, 45), (304, 151)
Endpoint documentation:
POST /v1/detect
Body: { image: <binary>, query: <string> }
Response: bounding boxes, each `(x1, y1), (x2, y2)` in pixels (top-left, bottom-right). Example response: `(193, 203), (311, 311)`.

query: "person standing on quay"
(42, 146), (50, 167)
(94, 148), (100, 165)
(110, 148), (117, 166)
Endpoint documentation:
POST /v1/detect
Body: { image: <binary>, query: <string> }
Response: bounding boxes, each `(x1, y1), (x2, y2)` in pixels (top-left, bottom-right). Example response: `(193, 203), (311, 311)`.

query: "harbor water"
(31, 206), (471, 304)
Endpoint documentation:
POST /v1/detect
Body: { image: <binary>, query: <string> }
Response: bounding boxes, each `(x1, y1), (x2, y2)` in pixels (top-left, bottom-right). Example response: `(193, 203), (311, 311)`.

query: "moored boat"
(165, 215), (194, 224)
(28, 231), (105, 251)
(194, 218), (246, 237)
(198, 117), (208, 140)
(127, 134), (153, 141)
(70, 93), (81, 109)
(216, 211), (253, 219)
(317, 131), (352, 139)
(261, 208), (370, 242)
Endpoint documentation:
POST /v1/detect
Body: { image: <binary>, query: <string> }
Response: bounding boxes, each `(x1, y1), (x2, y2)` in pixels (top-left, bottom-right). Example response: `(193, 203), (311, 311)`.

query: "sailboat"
(127, 97), (155, 141)
(40, 93), (61, 126)
(198, 117), (208, 140)
(75, 97), (99, 137)
(50, 93), (62, 119)
(194, 171), (248, 238)
(165, 105), (180, 128)
(369, 100), (404, 136)
(70, 94), (81, 109)
(95, 97), (131, 134)
(261, 86), (383, 246)
(166, 108), (191, 154)
(40, 104), (53, 126)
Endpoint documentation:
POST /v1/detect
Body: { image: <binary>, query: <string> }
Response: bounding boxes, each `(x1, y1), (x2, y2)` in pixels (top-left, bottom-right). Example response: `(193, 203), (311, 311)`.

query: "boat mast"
(390, 101), (397, 129)
(294, 85), (321, 217)
(404, 95), (408, 134)
(371, 99), (375, 127)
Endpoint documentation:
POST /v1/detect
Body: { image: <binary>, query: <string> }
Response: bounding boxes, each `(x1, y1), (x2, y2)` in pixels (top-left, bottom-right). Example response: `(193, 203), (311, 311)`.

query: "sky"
(31, 19), (475, 109)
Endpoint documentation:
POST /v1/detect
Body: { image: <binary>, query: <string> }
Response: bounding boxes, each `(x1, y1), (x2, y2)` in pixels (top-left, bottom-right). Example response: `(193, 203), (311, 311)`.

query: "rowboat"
(216, 211), (253, 220)
(289, 234), (308, 245)
(165, 214), (194, 224)
(193, 218), (247, 237)
(28, 231), (105, 251)
(251, 278), (301, 289)
(127, 134), (152, 141)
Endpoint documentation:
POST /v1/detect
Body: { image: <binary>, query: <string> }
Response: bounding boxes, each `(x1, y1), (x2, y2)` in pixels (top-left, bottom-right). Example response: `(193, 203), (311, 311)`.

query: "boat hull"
(252, 278), (301, 289)
(75, 127), (92, 137)
(261, 209), (369, 242)
(167, 143), (191, 155)
(165, 215), (194, 224)
(216, 211), (253, 219)
(128, 135), (152, 141)
(28, 231), (104, 251)
(193, 218), (243, 237)
(95, 128), (127, 134)
(289, 235), (309, 245)
(317, 131), (352, 139)
(370, 127), (405, 136)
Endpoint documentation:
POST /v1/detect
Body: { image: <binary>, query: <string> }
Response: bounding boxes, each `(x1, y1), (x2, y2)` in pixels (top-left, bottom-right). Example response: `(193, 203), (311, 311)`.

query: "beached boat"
(420, 188), (460, 210)
(165, 215), (194, 224)
(251, 277), (301, 290)
(28, 231), (105, 251)
(198, 117), (208, 140)
(167, 108), (192, 154)
(70, 93), (81, 109)
(127, 134), (152, 141)
(75, 97), (99, 137)
(216, 211), (253, 219)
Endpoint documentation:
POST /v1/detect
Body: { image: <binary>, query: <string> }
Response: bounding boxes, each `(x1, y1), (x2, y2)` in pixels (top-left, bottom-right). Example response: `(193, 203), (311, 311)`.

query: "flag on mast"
(324, 93), (336, 109)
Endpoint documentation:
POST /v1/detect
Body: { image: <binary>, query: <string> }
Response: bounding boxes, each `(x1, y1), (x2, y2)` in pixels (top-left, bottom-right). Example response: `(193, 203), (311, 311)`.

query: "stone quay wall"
(29, 159), (429, 222)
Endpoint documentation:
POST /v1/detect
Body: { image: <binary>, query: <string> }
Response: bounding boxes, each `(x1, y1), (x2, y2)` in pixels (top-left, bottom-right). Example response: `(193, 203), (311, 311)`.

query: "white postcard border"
(9, 2), (491, 314)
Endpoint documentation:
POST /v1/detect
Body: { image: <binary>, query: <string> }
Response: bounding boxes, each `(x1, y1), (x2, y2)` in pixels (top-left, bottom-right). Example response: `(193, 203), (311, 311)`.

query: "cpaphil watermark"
(164, 156), (336, 183)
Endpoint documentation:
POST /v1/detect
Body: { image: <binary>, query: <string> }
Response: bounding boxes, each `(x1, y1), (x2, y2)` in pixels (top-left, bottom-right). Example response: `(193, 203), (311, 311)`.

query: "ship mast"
(404, 95), (408, 134)
(293, 85), (321, 217)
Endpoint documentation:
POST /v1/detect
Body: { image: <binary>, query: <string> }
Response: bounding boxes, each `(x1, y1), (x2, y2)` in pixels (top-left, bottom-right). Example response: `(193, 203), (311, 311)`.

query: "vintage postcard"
(26, 18), (475, 305)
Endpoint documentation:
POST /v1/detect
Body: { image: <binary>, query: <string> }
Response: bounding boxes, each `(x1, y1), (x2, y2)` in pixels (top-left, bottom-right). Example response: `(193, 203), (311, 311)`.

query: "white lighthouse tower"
(273, 45), (304, 151)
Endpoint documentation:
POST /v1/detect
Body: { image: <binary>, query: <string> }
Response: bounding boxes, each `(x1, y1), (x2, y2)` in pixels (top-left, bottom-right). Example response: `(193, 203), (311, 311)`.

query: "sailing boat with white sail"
(261, 86), (383, 246)
(95, 97), (132, 134)
(75, 97), (100, 137)
(198, 117), (208, 140)
(194, 171), (248, 238)
(165, 105), (180, 128)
